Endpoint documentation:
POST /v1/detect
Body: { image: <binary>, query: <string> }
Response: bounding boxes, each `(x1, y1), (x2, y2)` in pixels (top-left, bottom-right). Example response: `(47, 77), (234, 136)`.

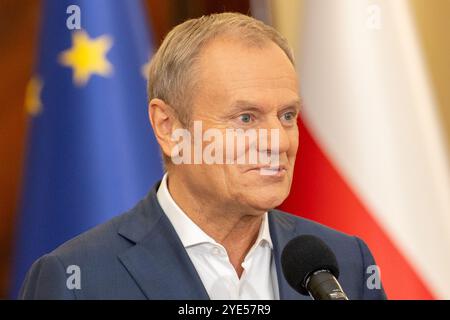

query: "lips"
(259, 166), (287, 176)
(246, 164), (288, 176)
(248, 164), (287, 170)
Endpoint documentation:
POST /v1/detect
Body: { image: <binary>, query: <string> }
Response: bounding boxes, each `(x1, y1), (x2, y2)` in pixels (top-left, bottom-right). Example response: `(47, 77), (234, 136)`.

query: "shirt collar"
(156, 173), (273, 249)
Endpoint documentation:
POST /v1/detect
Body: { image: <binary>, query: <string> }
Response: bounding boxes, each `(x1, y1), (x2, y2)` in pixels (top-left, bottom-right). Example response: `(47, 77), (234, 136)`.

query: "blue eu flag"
(11, 0), (163, 296)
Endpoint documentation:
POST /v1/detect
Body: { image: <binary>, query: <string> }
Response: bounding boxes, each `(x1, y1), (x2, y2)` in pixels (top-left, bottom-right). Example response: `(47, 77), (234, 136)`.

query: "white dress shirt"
(156, 173), (279, 299)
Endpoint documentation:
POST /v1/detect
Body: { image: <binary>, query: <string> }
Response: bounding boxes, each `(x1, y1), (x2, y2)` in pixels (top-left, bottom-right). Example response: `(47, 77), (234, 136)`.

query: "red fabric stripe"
(279, 117), (435, 299)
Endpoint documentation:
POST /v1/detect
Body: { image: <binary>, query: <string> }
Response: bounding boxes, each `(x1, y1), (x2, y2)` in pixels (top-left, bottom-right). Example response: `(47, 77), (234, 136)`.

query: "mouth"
(247, 165), (288, 177)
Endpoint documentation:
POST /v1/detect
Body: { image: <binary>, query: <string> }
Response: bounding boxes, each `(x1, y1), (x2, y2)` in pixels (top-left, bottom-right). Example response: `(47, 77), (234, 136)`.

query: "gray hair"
(147, 12), (295, 125)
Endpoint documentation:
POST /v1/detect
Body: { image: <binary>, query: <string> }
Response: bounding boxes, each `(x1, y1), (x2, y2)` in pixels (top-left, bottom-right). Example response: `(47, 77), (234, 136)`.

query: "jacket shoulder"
(270, 209), (355, 241)
(20, 203), (150, 299)
(49, 211), (132, 262)
(270, 209), (387, 299)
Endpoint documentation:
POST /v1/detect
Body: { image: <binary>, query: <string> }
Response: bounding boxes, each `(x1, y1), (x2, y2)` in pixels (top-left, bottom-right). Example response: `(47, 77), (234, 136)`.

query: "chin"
(246, 190), (289, 212)
(234, 177), (292, 211)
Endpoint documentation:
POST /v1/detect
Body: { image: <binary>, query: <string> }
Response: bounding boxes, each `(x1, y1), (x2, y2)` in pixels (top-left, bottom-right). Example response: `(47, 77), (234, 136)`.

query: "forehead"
(195, 37), (299, 107)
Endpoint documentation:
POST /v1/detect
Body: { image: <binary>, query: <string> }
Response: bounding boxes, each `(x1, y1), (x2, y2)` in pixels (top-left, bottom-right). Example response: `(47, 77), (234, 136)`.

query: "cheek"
(288, 130), (299, 156)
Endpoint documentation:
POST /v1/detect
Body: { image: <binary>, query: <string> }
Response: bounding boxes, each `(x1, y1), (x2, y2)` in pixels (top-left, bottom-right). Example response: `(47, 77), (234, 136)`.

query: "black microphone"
(281, 235), (349, 300)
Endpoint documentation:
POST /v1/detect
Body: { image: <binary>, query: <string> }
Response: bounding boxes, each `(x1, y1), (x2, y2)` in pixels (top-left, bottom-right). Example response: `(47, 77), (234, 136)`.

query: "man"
(20, 13), (386, 299)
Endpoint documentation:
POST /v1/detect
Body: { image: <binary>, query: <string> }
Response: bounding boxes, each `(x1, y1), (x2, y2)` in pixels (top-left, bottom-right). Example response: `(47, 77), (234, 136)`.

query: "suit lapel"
(269, 211), (310, 300)
(117, 183), (209, 300)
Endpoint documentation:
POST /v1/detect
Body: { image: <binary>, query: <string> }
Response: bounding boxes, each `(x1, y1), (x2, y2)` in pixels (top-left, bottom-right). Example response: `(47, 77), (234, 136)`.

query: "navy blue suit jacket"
(20, 181), (386, 299)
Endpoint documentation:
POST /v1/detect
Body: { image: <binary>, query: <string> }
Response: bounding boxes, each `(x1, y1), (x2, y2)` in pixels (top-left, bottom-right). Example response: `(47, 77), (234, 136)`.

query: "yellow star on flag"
(25, 76), (43, 116)
(141, 59), (151, 80)
(59, 31), (113, 86)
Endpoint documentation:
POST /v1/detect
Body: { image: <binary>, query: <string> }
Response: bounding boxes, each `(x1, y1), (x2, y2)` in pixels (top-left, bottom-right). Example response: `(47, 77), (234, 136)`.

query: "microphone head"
(281, 235), (340, 295)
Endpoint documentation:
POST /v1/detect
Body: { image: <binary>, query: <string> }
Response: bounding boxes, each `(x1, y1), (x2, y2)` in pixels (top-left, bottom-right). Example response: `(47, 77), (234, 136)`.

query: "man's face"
(176, 37), (300, 213)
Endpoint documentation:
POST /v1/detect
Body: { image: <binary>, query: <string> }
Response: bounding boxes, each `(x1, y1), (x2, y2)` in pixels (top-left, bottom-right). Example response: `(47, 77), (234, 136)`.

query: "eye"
(238, 113), (253, 124)
(280, 111), (297, 123)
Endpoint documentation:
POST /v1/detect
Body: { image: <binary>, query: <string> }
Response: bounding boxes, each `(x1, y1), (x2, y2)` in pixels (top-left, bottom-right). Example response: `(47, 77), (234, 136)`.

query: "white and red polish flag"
(279, 0), (450, 299)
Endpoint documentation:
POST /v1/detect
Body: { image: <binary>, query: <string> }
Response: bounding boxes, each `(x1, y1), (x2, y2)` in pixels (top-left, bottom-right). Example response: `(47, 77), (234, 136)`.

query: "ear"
(148, 98), (181, 160)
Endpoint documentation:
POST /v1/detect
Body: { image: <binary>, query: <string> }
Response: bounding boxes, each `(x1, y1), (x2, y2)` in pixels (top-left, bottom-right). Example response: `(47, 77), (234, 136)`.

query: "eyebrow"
(228, 99), (302, 113)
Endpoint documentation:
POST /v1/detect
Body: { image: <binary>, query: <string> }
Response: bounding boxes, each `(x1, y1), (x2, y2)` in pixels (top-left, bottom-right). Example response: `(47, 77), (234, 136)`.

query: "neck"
(166, 170), (265, 276)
